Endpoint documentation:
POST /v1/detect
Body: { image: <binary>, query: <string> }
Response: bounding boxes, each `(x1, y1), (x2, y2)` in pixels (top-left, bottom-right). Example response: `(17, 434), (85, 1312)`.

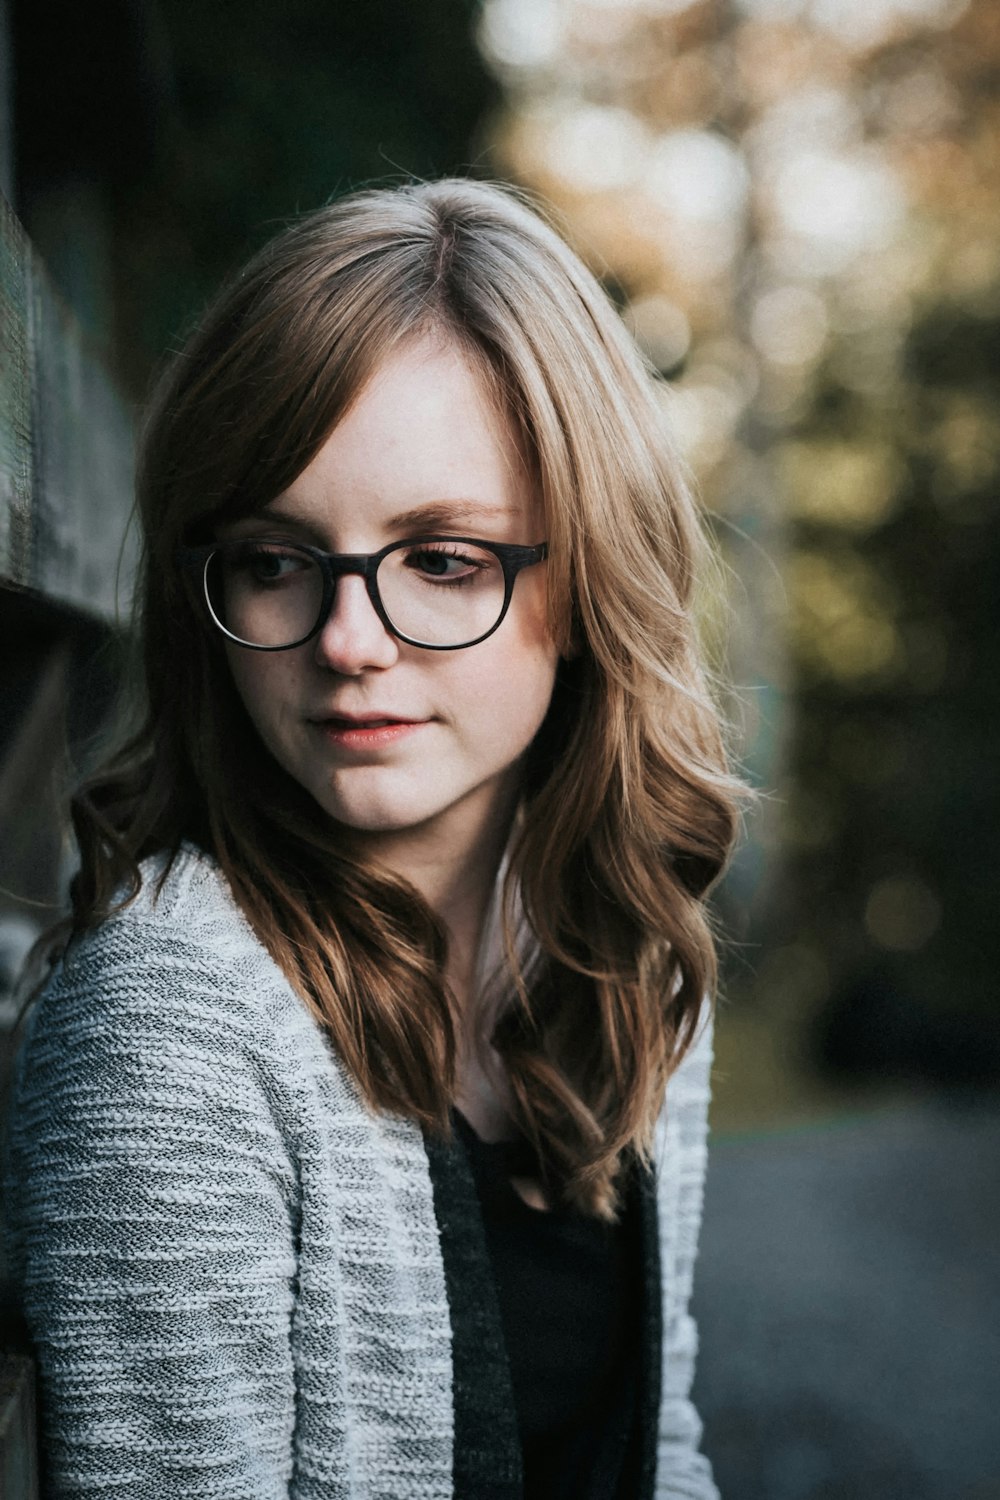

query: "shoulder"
(102, 839), (268, 969)
(47, 843), (293, 1034)
(4, 847), (330, 1229)
(13, 844), (327, 1123)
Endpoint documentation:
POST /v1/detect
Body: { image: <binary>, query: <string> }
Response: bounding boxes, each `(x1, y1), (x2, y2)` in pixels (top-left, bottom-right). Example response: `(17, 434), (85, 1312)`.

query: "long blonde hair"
(72, 178), (743, 1217)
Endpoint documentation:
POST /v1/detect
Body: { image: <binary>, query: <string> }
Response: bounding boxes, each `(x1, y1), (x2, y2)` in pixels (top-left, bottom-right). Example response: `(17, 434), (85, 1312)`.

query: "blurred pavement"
(692, 1098), (1000, 1500)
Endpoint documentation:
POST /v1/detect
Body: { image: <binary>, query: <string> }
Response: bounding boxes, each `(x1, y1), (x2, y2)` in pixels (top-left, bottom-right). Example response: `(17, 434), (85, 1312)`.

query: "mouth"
(310, 713), (429, 748)
(313, 713), (424, 729)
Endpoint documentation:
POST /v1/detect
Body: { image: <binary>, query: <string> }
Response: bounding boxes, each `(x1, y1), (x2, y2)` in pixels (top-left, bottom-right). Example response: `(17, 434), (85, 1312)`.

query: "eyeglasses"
(180, 535), (548, 651)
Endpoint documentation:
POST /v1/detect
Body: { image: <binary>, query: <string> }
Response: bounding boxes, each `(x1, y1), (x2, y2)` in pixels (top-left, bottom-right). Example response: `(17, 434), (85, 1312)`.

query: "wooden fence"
(0, 183), (135, 1500)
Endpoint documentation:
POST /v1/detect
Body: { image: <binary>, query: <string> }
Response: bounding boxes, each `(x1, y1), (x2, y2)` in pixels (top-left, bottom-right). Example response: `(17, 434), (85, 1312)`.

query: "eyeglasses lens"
(377, 541), (506, 646)
(207, 543), (324, 648)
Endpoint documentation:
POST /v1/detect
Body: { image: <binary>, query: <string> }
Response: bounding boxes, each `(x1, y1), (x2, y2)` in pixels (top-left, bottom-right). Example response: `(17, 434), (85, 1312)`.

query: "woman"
(4, 178), (742, 1498)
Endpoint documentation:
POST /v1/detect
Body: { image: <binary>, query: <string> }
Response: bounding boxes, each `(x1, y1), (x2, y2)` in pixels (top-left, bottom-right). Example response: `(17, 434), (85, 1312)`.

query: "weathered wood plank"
(0, 193), (32, 594)
(0, 1354), (38, 1500)
(0, 191), (136, 622)
(0, 0), (12, 207)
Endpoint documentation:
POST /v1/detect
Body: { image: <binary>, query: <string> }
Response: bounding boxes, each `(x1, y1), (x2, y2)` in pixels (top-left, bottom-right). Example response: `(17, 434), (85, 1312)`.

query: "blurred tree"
(762, 0), (1000, 1085)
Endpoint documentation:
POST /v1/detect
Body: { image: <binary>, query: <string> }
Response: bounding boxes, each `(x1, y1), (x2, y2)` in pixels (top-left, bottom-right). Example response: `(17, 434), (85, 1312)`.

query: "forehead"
(271, 333), (538, 535)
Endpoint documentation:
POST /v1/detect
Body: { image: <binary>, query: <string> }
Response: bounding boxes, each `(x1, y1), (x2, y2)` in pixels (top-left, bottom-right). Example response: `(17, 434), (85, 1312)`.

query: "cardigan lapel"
(424, 1121), (524, 1500)
(630, 1158), (663, 1500)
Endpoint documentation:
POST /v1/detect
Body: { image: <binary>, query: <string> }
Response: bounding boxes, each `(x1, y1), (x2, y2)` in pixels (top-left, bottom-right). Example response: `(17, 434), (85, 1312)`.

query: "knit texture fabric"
(3, 845), (719, 1499)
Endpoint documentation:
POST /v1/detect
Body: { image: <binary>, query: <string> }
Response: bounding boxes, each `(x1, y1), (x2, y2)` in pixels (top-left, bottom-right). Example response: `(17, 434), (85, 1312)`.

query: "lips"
(309, 710), (430, 749)
(312, 712), (423, 728)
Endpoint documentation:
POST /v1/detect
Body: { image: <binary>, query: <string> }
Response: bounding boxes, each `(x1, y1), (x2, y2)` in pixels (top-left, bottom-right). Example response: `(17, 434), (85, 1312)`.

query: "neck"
(357, 783), (519, 1015)
(349, 778), (523, 1138)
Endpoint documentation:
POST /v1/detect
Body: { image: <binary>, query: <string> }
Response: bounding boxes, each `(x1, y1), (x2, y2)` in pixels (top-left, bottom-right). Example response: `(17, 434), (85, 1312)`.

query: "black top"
(423, 1111), (663, 1500)
(452, 1111), (643, 1500)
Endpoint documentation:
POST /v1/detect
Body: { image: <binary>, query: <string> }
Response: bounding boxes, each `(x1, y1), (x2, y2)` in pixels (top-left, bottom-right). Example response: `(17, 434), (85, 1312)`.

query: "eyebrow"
(248, 498), (521, 536)
(384, 500), (521, 532)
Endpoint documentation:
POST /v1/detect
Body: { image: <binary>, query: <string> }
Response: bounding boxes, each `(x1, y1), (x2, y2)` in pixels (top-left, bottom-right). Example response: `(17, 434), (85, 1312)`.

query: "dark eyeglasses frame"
(179, 535), (549, 652)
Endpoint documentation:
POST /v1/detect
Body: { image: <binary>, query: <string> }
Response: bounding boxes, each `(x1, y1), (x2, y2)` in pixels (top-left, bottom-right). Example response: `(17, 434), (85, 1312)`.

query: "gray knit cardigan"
(3, 846), (719, 1499)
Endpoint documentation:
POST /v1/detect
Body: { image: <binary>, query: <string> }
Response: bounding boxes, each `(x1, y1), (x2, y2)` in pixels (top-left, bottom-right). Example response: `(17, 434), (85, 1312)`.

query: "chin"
(312, 788), (434, 837)
(332, 808), (426, 836)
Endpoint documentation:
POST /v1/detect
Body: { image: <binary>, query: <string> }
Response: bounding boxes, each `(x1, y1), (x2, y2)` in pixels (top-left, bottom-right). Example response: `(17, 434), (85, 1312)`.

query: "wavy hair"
(71, 178), (744, 1218)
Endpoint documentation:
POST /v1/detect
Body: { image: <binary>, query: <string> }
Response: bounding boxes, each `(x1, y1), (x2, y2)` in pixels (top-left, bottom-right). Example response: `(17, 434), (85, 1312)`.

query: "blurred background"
(1, 0), (997, 1494)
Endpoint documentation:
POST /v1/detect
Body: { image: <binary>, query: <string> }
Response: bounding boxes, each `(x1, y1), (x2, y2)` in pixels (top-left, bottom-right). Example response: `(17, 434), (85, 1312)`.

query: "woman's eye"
(403, 546), (484, 580)
(230, 545), (307, 583)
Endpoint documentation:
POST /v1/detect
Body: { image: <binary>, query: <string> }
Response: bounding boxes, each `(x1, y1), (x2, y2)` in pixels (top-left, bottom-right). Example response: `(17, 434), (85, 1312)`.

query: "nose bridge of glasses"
(316, 551), (390, 644)
(324, 550), (379, 582)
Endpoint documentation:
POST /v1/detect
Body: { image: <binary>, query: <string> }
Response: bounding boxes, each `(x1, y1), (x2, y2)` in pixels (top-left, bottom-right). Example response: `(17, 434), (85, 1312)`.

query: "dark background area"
(11, 0), (499, 393)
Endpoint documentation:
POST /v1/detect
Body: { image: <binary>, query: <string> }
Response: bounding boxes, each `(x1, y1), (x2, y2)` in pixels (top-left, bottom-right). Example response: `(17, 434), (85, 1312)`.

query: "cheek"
(458, 640), (559, 757)
(227, 650), (262, 719)
(225, 649), (292, 743)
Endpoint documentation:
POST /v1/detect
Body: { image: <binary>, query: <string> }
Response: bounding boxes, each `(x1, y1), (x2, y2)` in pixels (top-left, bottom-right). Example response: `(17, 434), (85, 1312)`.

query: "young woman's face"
(221, 333), (559, 872)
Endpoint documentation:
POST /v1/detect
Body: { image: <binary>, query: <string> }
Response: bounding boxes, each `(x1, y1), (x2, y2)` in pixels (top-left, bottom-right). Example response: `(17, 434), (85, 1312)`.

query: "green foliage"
(771, 295), (1000, 1066)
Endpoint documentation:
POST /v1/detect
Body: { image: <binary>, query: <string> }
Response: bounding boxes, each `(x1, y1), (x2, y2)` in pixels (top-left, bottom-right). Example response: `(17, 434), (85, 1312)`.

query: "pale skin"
(223, 332), (560, 1203)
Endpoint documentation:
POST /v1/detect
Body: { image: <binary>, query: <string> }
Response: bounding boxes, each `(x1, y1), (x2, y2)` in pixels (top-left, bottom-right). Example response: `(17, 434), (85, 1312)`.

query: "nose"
(312, 574), (399, 675)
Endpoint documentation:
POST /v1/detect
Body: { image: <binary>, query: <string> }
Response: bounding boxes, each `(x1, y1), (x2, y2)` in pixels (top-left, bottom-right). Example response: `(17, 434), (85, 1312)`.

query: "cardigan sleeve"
(2, 917), (300, 1500)
(652, 1012), (721, 1500)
